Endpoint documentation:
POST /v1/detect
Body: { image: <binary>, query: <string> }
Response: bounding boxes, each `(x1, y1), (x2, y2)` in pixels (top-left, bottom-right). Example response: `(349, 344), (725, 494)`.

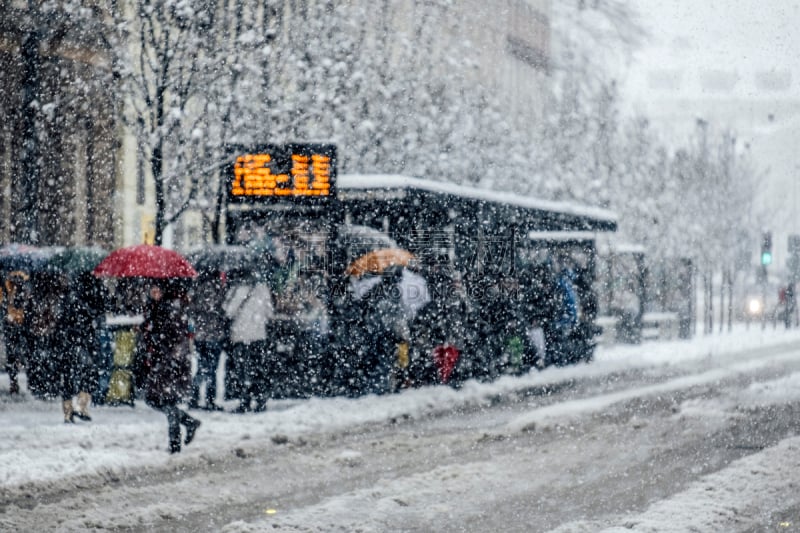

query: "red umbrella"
(93, 244), (197, 278)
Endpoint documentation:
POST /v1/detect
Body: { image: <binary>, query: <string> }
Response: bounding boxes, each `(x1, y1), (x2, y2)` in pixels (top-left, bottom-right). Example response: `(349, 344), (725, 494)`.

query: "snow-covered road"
(3, 326), (800, 531)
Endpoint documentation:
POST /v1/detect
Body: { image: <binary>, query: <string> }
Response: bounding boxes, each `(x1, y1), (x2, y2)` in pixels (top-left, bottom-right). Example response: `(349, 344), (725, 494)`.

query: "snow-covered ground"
(3, 324), (800, 531)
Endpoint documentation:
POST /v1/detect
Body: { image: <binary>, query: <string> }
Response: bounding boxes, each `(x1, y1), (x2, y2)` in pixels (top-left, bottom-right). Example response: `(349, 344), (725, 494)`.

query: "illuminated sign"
(227, 143), (336, 201)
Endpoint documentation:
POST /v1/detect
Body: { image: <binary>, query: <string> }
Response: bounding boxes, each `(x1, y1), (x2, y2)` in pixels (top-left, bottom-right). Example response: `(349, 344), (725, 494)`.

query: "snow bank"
(1, 324), (800, 496)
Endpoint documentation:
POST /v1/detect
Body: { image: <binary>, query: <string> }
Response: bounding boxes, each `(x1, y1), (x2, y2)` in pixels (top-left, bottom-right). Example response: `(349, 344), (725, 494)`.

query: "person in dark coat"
(27, 271), (63, 399)
(785, 282), (797, 329)
(2, 270), (33, 395)
(58, 272), (105, 423)
(332, 283), (369, 397)
(466, 273), (517, 381)
(519, 262), (559, 369)
(140, 283), (200, 453)
(188, 273), (228, 410)
(408, 261), (466, 387)
(359, 268), (408, 395)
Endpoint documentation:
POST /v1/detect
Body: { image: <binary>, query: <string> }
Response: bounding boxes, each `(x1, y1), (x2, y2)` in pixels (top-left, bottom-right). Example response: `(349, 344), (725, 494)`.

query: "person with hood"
(140, 283), (200, 454)
(551, 261), (580, 365)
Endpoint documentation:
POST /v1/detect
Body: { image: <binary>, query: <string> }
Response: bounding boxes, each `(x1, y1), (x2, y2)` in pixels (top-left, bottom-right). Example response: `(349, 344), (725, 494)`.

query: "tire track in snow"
(501, 344), (800, 435)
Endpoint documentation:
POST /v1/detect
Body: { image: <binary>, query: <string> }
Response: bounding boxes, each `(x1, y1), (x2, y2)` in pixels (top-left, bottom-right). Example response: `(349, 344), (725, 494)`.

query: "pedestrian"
(519, 263), (558, 369)
(28, 271), (63, 399)
(408, 259), (465, 386)
(785, 282), (797, 329)
(188, 272), (228, 410)
(467, 273), (512, 380)
(58, 273), (105, 423)
(359, 267), (408, 395)
(140, 282), (200, 454)
(551, 262), (580, 365)
(223, 276), (272, 413)
(2, 270), (32, 394)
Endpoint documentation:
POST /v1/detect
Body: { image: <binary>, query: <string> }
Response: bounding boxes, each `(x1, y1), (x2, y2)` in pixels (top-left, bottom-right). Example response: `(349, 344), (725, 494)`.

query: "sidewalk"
(2, 323), (800, 493)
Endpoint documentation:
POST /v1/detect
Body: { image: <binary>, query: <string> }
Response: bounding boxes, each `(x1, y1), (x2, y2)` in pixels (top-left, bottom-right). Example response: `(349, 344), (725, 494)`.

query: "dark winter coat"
(357, 276), (408, 394)
(27, 273), (65, 398)
(191, 277), (229, 343)
(141, 297), (191, 408)
(408, 276), (467, 386)
(60, 275), (106, 394)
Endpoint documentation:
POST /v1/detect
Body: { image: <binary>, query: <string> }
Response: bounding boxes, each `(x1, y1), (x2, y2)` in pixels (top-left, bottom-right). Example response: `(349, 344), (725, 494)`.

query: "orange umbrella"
(345, 248), (416, 277)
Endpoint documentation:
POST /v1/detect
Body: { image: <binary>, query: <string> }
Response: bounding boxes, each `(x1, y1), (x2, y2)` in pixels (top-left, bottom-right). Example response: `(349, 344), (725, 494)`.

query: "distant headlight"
(748, 298), (763, 315)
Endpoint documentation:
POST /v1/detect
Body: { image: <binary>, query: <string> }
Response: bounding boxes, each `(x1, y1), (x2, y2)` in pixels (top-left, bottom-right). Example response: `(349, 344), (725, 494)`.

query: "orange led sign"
(227, 143), (336, 202)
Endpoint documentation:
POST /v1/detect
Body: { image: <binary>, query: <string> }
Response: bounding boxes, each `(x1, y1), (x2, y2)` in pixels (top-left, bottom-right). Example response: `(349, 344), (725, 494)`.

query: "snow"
(552, 436), (800, 533)
(220, 435), (800, 533)
(338, 174), (619, 226)
(3, 324), (800, 530)
(503, 344), (800, 435)
(614, 1), (800, 267)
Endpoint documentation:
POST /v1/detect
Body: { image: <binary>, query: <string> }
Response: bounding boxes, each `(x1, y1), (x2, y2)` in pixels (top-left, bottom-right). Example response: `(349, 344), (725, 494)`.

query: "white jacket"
(224, 283), (273, 344)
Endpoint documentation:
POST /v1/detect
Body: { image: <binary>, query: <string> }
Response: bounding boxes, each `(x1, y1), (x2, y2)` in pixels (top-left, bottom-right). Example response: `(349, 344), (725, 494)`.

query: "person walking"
(140, 283), (200, 454)
(188, 273), (228, 410)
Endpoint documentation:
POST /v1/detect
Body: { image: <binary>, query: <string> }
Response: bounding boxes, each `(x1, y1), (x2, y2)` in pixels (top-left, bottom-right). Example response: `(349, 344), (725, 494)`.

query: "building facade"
(2, 0), (551, 249)
(453, 0), (551, 123)
(0, 0), (117, 248)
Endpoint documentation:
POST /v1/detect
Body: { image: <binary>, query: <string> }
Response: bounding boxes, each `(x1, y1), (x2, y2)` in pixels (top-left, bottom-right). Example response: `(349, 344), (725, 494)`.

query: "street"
(3, 328), (800, 531)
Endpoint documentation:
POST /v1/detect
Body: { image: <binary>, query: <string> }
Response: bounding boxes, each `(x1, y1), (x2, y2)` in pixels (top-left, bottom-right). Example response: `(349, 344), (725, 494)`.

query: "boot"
(62, 400), (75, 424)
(254, 396), (267, 413)
(75, 391), (92, 421)
(168, 429), (182, 454)
(184, 418), (201, 445)
(233, 393), (251, 413)
(9, 380), (19, 395)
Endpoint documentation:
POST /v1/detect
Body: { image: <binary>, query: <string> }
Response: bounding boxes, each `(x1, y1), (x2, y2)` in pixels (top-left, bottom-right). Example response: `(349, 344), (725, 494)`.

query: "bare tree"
(102, 0), (269, 245)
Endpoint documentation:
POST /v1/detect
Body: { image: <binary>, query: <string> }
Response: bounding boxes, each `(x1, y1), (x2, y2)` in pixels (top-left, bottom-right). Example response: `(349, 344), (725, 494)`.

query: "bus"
(220, 146), (618, 396)
(337, 175), (617, 379)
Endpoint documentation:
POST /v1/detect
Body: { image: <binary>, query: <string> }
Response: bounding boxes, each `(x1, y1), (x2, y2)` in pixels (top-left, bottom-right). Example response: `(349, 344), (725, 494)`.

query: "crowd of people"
(1, 269), (207, 452)
(3, 270), (104, 422)
(334, 254), (597, 396)
(1, 248), (595, 453)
